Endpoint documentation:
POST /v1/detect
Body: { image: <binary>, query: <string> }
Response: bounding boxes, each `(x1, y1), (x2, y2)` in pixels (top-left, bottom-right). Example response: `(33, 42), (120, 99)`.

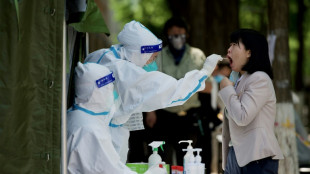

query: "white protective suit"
(84, 20), (223, 163)
(67, 62), (137, 174)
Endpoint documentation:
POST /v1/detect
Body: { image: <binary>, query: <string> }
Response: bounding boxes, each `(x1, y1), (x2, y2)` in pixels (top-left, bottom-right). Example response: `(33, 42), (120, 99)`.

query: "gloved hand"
(202, 54), (223, 76)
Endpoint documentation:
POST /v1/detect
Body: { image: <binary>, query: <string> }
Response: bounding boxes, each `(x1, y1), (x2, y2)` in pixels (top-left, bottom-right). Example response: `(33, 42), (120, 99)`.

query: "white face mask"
(169, 34), (186, 50)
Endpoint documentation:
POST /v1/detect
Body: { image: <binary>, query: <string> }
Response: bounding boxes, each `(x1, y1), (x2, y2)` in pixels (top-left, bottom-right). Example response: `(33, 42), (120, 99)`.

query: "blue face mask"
(229, 71), (240, 83)
(214, 75), (224, 83)
(143, 61), (158, 72)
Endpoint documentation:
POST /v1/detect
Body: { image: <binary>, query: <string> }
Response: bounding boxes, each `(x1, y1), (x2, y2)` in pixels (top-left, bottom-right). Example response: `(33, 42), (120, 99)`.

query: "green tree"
(109, 0), (171, 38)
(239, 0), (268, 34)
(295, 0), (306, 91)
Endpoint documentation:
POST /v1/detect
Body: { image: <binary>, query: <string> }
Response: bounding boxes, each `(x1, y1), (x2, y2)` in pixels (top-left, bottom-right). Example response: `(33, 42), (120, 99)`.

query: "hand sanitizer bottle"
(193, 148), (205, 174)
(194, 148), (202, 163)
(182, 148), (195, 174)
(179, 140), (194, 173)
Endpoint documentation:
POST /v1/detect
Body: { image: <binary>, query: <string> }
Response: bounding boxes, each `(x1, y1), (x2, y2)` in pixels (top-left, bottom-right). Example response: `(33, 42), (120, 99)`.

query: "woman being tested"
(219, 29), (283, 174)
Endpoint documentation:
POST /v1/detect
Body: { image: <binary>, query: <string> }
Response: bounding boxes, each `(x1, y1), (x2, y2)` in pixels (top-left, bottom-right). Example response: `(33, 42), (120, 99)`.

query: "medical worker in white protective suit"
(67, 62), (137, 174)
(84, 20), (223, 163)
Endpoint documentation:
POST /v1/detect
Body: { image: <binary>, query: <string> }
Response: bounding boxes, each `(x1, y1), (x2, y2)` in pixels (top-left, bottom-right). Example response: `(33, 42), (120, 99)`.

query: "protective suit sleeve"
(67, 128), (137, 174)
(112, 61), (209, 118)
(84, 49), (220, 125)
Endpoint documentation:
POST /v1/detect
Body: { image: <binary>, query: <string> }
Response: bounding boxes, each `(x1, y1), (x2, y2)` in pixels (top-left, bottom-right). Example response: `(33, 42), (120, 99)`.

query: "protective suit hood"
(74, 62), (115, 113)
(117, 20), (162, 67)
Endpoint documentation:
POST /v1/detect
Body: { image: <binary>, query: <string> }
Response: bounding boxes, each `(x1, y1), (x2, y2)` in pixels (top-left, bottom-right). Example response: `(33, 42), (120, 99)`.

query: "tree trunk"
(295, 0), (305, 91)
(166, 0), (238, 56)
(268, 0), (299, 173)
(203, 0), (239, 56)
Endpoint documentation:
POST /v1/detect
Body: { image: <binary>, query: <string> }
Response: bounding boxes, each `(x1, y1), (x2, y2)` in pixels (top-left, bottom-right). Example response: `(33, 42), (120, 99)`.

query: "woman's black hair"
(230, 29), (273, 79)
(163, 17), (188, 37)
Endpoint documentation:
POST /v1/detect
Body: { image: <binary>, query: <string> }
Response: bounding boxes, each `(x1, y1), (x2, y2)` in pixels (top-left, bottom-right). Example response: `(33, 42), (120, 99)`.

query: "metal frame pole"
(61, 17), (67, 174)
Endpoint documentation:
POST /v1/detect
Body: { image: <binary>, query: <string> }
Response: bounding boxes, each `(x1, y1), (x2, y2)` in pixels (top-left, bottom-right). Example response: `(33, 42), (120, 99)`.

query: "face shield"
(117, 20), (162, 67)
(142, 51), (160, 72)
(142, 61), (158, 72)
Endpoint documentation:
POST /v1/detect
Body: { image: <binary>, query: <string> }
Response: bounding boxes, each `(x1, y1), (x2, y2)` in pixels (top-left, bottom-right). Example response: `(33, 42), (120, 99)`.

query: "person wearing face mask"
(140, 17), (215, 172)
(219, 29), (283, 173)
(67, 62), (137, 174)
(84, 20), (223, 164)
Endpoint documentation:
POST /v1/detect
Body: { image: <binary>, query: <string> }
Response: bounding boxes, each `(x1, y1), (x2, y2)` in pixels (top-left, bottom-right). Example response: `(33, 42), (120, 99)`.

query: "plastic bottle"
(171, 166), (177, 174)
(178, 140), (193, 150)
(193, 148), (205, 174)
(177, 166), (183, 174)
(148, 141), (165, 168)
(194, 148), (202, 163)
(182, 148), (195, 174)
(178, 140), (194, 163)
(179, 140), (194, 173)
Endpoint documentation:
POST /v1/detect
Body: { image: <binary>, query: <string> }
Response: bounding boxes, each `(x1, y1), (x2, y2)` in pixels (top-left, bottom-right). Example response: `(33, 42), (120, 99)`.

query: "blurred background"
(1, 0), (310, 174)
(92, 0), (310, 135)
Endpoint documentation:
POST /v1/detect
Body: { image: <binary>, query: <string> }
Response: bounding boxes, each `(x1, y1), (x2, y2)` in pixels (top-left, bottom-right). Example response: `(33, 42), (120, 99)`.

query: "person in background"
(67, 62), (136, 174)
(84, 20), (223, 164)
(219, 29), (283, 173)
(141, 17), (215, 173)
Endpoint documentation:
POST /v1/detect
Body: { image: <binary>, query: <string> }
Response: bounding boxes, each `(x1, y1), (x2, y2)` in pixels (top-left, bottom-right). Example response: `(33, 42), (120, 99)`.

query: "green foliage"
(289, 0), (310, 85)
(239, 0), (268, 34)
(303, 1), (310, 79)
(288, 0), (299, 89)
(240, 0), (310, 86)
(289, 0), (298, 37)
(109, 0), (171, 38)
(289, 37), (299, 88)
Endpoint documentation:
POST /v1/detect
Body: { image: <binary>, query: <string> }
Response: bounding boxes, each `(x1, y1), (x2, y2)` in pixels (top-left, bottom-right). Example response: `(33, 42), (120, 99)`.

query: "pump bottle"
(193, 148), (205, 174)
(179, 140), (194, 174)
(178, 140), (194, 164)
(194, 148), (202, 163)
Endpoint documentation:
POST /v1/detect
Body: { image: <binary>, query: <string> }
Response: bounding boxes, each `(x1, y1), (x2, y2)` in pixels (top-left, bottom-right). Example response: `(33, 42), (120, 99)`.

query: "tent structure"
(0, 0), (109, 173)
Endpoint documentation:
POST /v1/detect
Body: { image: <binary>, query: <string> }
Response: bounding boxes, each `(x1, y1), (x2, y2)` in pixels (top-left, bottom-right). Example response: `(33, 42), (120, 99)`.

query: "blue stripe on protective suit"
(171, 75), (208, 104)
(96, 50), (112, 63)
(73, 104), (109, 116)
(110, 46), (121, 59)
(109, 121), (123, 127)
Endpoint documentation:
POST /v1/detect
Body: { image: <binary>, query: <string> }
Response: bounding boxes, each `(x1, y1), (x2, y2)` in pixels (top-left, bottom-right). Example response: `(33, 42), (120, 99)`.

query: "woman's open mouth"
(227, 56), (233, 66)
